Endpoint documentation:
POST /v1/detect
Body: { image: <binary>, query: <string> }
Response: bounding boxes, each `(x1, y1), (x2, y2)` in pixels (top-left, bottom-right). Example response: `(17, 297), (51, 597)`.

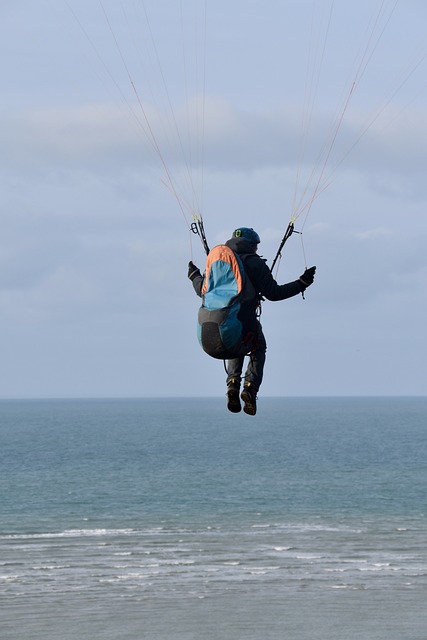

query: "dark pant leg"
(226, 355), (245, 386)
(244, 320), (266, 390)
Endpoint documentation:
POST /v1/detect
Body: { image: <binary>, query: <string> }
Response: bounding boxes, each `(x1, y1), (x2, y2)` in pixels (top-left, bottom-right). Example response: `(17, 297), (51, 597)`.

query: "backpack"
(197, 244), (256, 359)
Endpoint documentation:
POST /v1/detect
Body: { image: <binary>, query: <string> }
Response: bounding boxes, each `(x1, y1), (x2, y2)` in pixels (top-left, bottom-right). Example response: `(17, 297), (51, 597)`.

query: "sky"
(1, 0), (426, 399)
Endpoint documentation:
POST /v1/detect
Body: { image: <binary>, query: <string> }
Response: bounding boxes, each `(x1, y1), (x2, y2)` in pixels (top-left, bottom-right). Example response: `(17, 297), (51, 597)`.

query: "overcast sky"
(1, 0), (426, 399)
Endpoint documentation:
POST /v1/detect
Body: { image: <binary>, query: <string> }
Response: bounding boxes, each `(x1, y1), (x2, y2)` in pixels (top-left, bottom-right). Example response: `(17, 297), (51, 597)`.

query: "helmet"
(232, 227), (260, 245)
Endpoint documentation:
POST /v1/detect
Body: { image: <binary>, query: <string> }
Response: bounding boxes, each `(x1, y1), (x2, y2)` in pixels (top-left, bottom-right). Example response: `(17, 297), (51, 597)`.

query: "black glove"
(188, 261), (201, 282)
(299, 266), (316, 289)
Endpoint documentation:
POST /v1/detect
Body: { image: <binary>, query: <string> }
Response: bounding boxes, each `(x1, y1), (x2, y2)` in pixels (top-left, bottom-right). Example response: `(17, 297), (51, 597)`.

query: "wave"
(0, 528), (138, 540)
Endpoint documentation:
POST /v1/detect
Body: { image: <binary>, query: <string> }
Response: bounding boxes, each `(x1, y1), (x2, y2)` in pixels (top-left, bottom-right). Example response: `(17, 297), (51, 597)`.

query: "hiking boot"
(226, 380), (241, 413)
(241, 383), (257, 416)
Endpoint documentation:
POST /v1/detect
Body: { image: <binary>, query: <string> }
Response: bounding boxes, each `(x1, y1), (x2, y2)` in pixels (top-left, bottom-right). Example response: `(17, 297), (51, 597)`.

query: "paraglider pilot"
(188, 228), (316, 415)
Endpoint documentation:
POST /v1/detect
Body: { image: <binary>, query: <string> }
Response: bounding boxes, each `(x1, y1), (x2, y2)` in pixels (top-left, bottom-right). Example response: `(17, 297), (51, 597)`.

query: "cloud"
(4, 96), (427, 195)
(1, 105), (154, 175)
(356, 228), (394, 240)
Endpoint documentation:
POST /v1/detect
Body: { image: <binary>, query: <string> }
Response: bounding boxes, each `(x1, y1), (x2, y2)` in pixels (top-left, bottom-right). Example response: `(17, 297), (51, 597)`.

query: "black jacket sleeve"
(245, 255), (303, 301)
(191, 274), (204, 298)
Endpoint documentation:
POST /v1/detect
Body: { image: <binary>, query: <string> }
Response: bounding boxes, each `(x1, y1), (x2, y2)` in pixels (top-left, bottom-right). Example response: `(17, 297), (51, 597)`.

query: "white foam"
(1, 528), (137, 540)
(331, 585), (349, 589)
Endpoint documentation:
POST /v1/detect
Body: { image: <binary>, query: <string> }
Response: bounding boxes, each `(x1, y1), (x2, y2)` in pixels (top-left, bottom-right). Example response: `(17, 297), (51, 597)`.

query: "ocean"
(1, 396), (426, 640)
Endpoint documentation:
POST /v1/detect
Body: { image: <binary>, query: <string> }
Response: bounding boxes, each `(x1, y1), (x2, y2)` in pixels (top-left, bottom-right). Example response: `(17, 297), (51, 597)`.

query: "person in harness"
(188, 227), (316, 416)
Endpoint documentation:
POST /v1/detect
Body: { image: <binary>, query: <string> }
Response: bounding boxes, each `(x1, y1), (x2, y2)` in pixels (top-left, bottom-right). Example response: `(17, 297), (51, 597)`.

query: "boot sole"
(241, 389), (257, 416)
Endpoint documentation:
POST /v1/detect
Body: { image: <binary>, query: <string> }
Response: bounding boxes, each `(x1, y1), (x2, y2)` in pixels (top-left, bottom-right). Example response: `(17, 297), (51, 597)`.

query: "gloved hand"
(188, 261), (201, 282)
(299, 266), (316, 289)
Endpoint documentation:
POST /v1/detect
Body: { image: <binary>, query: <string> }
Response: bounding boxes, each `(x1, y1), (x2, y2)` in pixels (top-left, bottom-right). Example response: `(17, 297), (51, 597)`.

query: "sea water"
(0, 397), (426, 640)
